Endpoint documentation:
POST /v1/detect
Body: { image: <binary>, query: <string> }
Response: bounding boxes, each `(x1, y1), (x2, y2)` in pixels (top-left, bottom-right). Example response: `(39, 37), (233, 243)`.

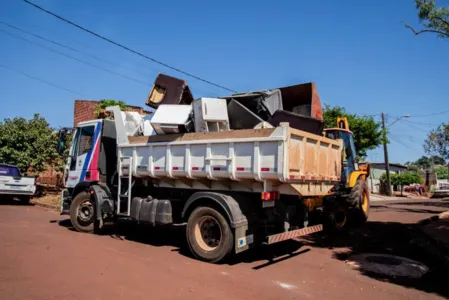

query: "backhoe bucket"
(278, 82), (323, 121)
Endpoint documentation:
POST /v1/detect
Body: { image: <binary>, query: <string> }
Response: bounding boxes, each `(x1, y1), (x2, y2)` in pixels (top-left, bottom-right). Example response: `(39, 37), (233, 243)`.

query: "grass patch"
(32, 193), (60, 209)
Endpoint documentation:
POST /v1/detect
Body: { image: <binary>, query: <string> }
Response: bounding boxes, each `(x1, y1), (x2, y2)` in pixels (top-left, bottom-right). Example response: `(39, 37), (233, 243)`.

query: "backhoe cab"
(323, 117), (369, 188)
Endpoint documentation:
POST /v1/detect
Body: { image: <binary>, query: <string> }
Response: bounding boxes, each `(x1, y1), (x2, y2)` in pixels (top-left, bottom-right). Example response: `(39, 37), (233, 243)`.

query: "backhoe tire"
(70, 191), (95, 233)
(348, 178), (370, 225)
(186, 206), (234, 263)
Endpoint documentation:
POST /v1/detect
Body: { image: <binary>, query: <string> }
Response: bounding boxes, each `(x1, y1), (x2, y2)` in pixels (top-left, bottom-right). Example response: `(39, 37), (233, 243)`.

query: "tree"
(404, 0), (449, 38)
(407, 155), (446, 169)
(435, 165), (449, 179)
(95, 99), (129, 119)
(407, 164), (420, 173)
(323, 104), (383, 159)
(424, 122), (449, 163)
(0, 114), (59, 174)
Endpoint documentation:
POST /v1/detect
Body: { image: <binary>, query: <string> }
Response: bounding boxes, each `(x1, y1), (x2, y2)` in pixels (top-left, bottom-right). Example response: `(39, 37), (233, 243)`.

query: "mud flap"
(234, 225), (254, 254)
(60, 189), (71, 215)
(89, 185), (113, 220)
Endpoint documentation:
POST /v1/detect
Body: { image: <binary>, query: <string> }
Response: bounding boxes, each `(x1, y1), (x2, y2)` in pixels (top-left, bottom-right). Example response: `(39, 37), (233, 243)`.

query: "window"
(0, 166), (20, 177)
(75, 126), (95, 156)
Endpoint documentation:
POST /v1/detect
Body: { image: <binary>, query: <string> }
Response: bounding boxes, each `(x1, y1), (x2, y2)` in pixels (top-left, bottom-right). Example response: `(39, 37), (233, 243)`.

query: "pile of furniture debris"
(124, 73), (325, 137)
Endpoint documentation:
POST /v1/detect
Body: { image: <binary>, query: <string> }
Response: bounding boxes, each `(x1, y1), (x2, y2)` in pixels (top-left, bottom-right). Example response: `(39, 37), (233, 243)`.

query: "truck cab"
(58, 119), (117, 214)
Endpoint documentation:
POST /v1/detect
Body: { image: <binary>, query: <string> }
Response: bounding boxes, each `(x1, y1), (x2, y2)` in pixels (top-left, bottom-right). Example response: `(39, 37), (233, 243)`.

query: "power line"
(388, 134), (423, 155)
(401, 119), (440, 127)
(2, 21), (224, 98)
(398, 119), (432, 133)
(0, 28), (152, 87)
(0, 21), (223, 99)
(411, 110), (449, 118)
(23, 0), (237, 94)
(0, 63), (85, 96)
(0, 21), (146, 74)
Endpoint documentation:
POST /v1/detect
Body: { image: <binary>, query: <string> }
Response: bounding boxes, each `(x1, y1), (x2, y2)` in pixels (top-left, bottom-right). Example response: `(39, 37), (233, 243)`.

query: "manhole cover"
(346, 253), (429, 279)
(366, 255), (402, 266)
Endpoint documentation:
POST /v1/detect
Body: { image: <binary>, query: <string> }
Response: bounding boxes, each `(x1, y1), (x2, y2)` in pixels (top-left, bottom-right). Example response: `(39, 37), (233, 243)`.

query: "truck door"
(65, 122), (102, 188)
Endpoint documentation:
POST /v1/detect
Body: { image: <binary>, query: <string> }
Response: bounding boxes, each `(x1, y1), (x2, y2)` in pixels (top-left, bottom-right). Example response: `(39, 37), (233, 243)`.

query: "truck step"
(266, 224), (323, 245)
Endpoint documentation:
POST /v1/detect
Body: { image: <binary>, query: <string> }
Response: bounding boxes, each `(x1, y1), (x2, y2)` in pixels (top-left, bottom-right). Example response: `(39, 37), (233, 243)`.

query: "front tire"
(348, 178), (370, 225)
(70, 191), (95, 233)
(186, 206), (234, 263)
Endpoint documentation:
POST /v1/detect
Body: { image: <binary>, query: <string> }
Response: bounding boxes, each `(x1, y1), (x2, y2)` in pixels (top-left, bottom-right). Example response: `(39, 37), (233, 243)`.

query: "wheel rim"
(361, 192), (369, 213)
(194, 216), (222, 251)
(77, 199), (94, 226)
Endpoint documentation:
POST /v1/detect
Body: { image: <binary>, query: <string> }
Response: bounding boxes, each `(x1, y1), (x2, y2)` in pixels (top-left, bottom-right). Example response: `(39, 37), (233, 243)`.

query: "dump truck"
(57, 113), (369, 263)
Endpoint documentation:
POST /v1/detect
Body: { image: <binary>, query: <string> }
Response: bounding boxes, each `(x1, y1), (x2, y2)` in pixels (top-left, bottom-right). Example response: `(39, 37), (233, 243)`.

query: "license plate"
(9, 185), (22, 190)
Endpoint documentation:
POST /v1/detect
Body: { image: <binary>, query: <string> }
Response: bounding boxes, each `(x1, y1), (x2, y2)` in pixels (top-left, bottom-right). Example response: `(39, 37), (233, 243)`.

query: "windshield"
(0, 165), (20, 177)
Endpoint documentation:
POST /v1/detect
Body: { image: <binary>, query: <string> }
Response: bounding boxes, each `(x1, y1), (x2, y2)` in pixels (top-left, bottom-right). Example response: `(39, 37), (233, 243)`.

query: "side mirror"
(57, 130), (65, 155)
(57, 127), (73, 155)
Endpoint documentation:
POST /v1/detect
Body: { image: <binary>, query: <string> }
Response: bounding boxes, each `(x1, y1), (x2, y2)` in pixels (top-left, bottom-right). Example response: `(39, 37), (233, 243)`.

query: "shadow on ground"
(300, 220), (449, 298)
(371, 200), (449, 215)
(56, 218), (307, 268)
(391, 200), (449, 208)
(0, 197), (35, 206)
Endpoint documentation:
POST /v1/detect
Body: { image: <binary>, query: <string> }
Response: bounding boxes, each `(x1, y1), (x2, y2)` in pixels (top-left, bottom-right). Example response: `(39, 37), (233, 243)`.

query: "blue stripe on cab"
(80, 121), (102, 182)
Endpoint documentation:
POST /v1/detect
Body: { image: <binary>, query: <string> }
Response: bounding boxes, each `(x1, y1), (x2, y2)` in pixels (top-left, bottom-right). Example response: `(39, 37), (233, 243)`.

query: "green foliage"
(405, 155), (446, 169)
(95, 99), (129, 119)
(435, 165), (449, 179)
(407, 164), (420, 173)
(380, 172), (423, 195)
(424, 122), (449, 162)
(0, 114), (59, 174)
(404, 0), (449, 39)
(323, 104), (383, 159)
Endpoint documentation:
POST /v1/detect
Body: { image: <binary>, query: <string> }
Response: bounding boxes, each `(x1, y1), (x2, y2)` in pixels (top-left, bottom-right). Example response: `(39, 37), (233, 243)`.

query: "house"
(364, 162), (408, 194)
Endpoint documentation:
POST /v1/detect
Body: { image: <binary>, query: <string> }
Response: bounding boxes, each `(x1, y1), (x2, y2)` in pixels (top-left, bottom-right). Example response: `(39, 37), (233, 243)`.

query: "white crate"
(193, 98), (230, 133)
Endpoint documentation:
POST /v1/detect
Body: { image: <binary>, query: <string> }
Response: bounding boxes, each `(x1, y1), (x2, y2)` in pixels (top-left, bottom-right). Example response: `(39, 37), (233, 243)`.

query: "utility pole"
(381, 112), (392, 196)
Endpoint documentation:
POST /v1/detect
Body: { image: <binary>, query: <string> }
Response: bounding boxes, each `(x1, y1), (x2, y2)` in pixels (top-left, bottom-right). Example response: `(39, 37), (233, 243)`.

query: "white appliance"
(150, 104), (193, 134)
(193, 98), (230, 133)
(142, 114), (156, 136)
(120, 111), (144, 136)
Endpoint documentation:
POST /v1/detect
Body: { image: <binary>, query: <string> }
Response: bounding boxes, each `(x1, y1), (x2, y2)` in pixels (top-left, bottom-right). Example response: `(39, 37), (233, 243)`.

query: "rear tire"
(70, 191), (95, 233)
(348, 178), (370, 225)
(186, 206), (233, 263)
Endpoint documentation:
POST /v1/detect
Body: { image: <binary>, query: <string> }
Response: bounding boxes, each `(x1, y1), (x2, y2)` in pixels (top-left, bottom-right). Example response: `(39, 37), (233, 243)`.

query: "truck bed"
(120, 124), (343, 196)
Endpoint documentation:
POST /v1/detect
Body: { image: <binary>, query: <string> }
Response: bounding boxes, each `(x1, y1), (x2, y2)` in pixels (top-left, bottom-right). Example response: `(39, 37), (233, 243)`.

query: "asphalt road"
(0, 198), (448, 300)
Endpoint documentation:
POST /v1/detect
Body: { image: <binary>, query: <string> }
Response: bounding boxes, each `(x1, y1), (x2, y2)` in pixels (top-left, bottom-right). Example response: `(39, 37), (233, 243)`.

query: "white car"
(0, 164), (36, 204)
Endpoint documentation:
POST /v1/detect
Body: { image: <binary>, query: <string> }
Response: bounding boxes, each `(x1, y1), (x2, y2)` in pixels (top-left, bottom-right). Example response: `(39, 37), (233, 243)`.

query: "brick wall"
(74, 100), (151, 126)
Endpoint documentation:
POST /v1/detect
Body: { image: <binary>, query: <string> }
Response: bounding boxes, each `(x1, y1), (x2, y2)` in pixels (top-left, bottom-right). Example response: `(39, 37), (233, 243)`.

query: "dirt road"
(0, 199), (448, 300)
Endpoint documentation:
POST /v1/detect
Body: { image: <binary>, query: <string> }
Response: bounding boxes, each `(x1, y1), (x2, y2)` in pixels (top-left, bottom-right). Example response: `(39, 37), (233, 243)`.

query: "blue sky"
(0, 0), (448, 164)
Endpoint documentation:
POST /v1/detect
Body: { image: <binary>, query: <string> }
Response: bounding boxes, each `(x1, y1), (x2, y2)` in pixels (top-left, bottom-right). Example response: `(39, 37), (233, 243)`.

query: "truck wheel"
(186, 206), (233, 263)
(348, 178), (370, 225)
(70, 191), (95, 233)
